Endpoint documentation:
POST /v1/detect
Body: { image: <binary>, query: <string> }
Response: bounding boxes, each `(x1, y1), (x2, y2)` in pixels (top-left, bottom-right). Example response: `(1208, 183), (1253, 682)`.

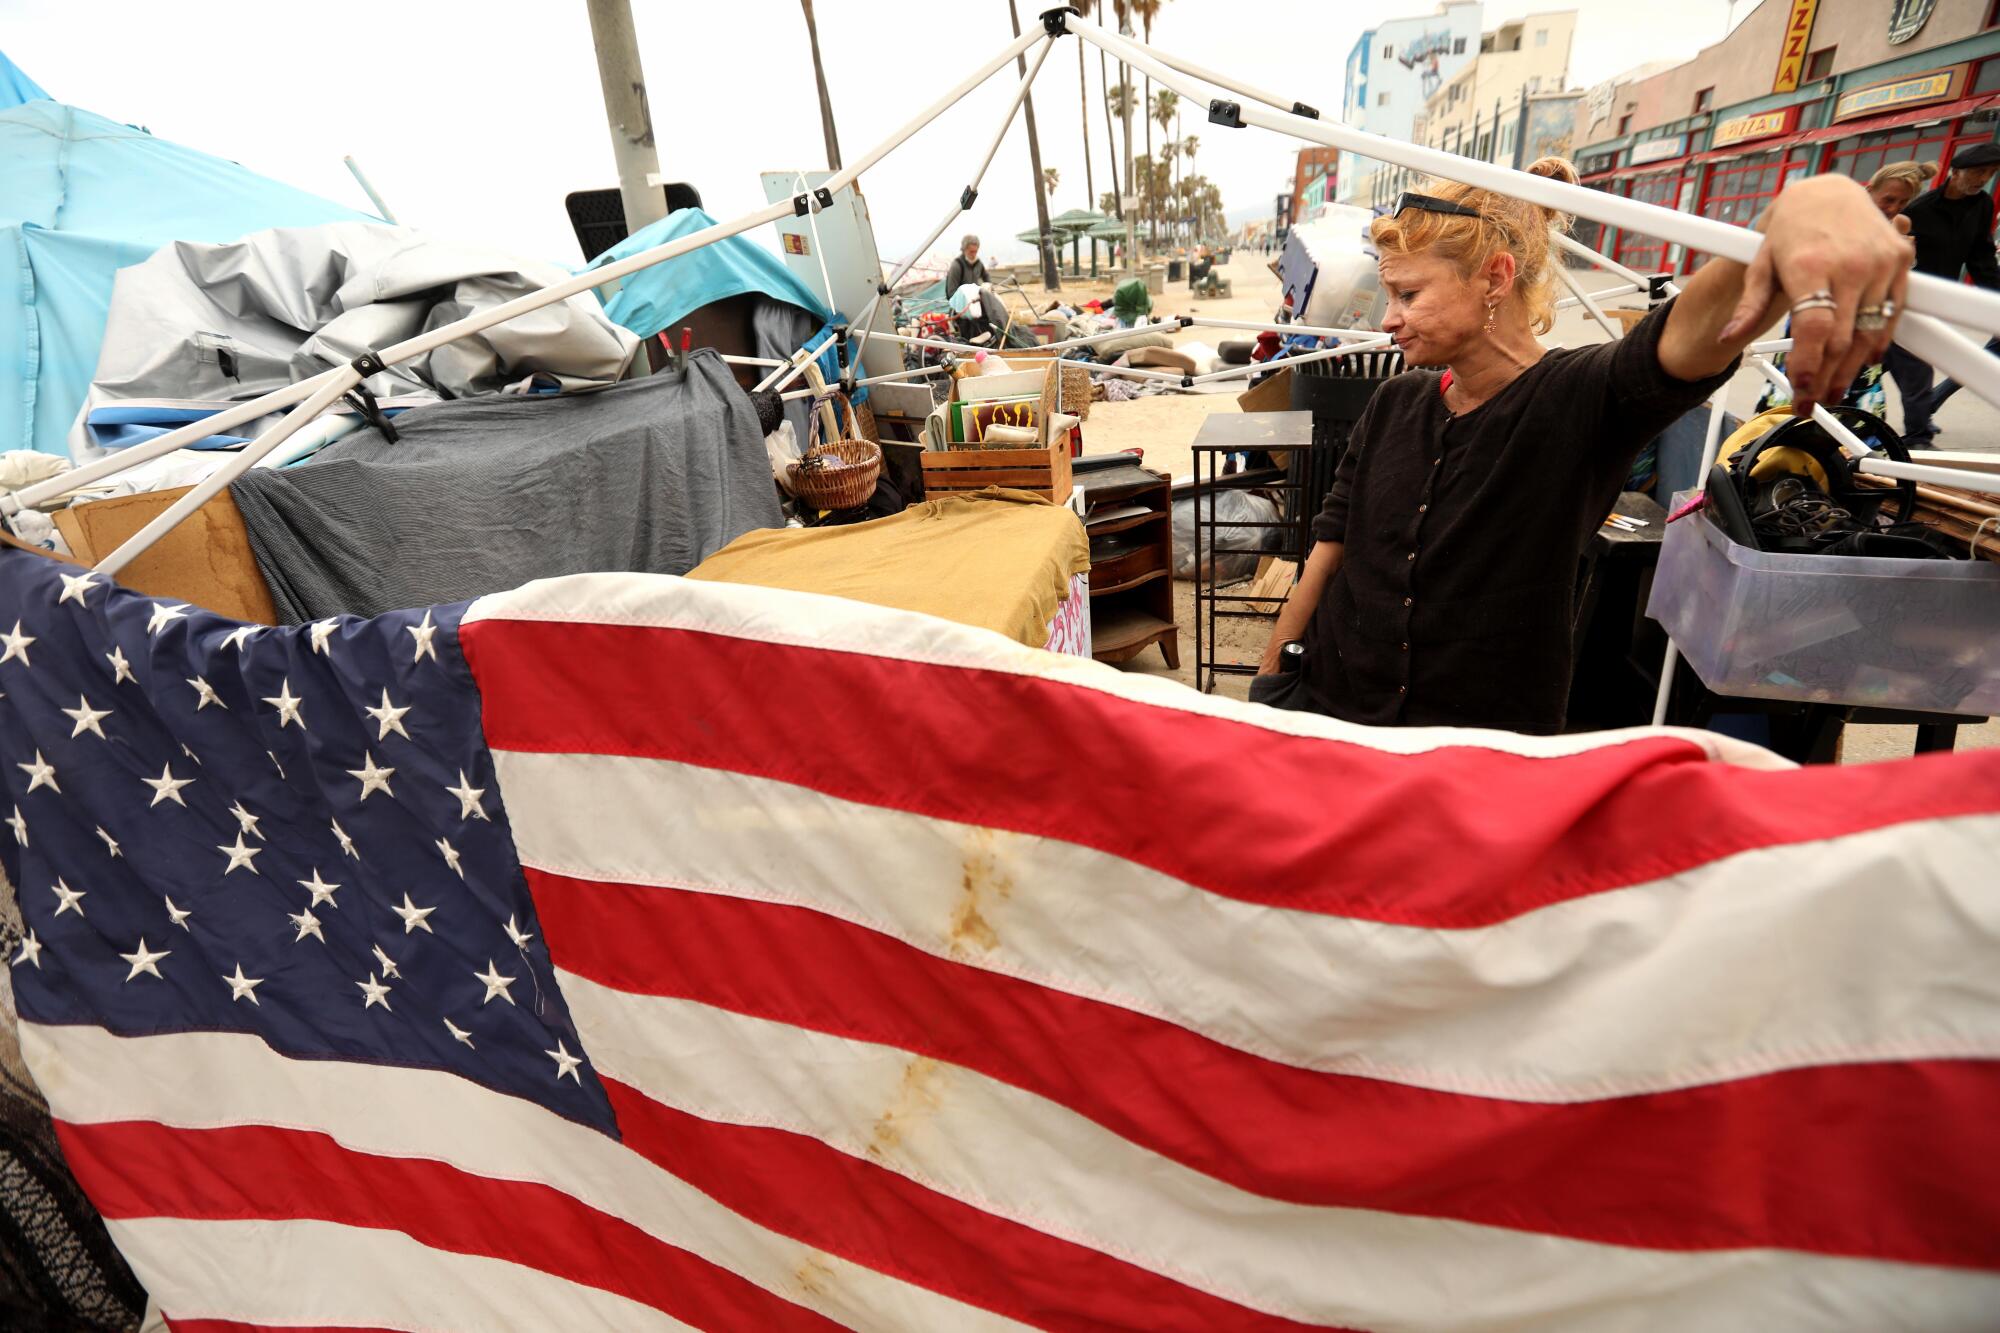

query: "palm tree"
(799, 0), (841, 170)
(1070, 0), (1097, 222)
(1182, 136), (1200, 243)
(1104, 80), (1133, 220)
(1134, 1), (1167, 246)
(1007, 0), (1059, 289)
(1150, 90), (1177, 244)
(1042, 166), (1060, 202)
(1112, 0), (1138, 262)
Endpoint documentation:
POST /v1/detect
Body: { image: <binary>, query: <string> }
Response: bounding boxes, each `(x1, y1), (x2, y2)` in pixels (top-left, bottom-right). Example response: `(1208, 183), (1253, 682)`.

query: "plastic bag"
(1171, 490), (1281, 582)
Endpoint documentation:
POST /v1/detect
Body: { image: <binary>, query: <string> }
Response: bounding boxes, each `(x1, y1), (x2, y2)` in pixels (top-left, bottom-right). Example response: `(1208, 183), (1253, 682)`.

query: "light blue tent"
(586, 206), (832, 338)
(1, 51), (369, 456)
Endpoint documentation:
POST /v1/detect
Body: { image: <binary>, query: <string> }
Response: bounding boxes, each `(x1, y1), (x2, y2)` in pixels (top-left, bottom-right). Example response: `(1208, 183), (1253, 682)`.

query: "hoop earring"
(1483, 302), (1498, 334)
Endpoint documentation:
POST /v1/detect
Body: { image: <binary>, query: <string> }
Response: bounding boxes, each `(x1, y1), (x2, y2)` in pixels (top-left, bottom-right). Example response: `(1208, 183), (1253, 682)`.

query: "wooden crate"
(920, 433), (1073, 503)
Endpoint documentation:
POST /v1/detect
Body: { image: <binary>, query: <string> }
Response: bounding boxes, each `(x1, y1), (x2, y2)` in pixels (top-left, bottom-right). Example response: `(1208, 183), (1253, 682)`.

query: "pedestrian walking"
(1881, 143), (2000, 446)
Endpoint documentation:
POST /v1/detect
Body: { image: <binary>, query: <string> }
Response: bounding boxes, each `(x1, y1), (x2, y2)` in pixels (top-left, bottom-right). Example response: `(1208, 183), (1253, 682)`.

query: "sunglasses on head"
(1392, 192), (1484, 221)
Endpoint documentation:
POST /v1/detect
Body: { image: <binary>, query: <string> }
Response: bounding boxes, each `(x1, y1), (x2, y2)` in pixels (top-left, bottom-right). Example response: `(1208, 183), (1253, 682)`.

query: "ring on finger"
(1855, 308), (1890, 332)
(1791, 296), (1839, 315)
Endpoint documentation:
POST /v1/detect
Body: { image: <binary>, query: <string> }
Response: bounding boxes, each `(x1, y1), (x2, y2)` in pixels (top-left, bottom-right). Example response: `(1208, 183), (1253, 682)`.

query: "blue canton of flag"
(0, 549), (616, 1136)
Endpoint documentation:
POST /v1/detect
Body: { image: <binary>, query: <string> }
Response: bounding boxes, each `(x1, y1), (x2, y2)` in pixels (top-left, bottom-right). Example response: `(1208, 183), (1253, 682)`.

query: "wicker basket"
(787, 436), (882, 511)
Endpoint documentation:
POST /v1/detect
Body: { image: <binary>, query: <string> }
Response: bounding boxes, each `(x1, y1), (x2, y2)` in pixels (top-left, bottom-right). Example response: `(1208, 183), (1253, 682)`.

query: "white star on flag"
(223, 964), (264, 1005)
(503, 914), (534, 949)
(546, 1040), (584, 1083)
(446, 770), (489, 821)
(120, 938), (170, 981)
(63, 695), (111, 739)
(391, 892), (436, 935)
(220, 625), (258, 652)
(96, 826), (121, 857)
(145, 602), (189, 636)
(57, 570), (102, 606)
(0, 620), (34, 666)
(229, 801), (263, 839)
(435, 836), (464, 878)
(473, 960), (517, 1006)
(164, 896), (194, 930)
(52, 878), (85, 917)
(408, 609), (440, 664)
(262, 679), (306, 730)
(364, 688), (411, 741)
(288, 908), (325, 944)
(298, 868), (340, 908)
(14, 930), (41, 969)
(6, 806), (27, 846)
(443, 1018), (475, 1049)
(309, 618), (341, 654)
(330, 818), (357, 859)
(371, 943), (402, 979)
(348, 752), (395, 801)
(17, 750), (58, 794)
(187, 676), (227, 711)
(356, 972), (393, 1011)
(217, 833), (261, 876)
(142, 763), (193, 807)
(106, 645), (136, 684)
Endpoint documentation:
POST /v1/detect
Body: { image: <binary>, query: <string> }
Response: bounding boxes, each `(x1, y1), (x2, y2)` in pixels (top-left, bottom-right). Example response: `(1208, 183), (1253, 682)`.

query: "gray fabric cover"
(69, 221), (640, 460)
(750, 297), (825, 447)
(230, 350), (780, 623)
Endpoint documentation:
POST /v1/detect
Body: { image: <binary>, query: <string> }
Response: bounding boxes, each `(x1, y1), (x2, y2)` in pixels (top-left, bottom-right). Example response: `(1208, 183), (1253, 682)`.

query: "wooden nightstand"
(1077, 459), (1178, 669)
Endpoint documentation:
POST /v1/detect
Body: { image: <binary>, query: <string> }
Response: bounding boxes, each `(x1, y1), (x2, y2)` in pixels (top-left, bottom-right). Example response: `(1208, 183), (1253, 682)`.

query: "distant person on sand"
(946, 234), (989, 296)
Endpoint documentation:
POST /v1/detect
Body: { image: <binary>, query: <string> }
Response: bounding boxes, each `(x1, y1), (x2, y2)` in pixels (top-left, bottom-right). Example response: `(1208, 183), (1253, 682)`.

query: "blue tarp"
(587, 207), (832, 339)
(1, 49), (49, 108)
(1, 55), (369, 456)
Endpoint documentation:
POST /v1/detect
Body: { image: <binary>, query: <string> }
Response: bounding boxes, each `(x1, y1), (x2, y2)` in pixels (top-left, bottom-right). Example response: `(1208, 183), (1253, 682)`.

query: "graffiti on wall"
(1397, 29), (1456, 99)
(1524, 97), (1581, 163)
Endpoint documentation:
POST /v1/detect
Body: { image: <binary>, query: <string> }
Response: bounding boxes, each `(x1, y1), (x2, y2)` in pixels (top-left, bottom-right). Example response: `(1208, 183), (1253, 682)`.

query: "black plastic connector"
(960, 186), (979, 210)
(1039, 5), (1076, 36)
(1180, 374), (1196, 389)
(1178, 315), (1196, 328)
(793, 193), (812, 217)
(877, 282), (891, 297)
(814, 186), (835, 210)
(350, 349), (388, 378)
(1208, 99), (1245, 129)
(840, 375), (859, 397)
(344, 351), (398, 442)
(1291, 101), (1320, 120)
(1648, 273), (1671, 305)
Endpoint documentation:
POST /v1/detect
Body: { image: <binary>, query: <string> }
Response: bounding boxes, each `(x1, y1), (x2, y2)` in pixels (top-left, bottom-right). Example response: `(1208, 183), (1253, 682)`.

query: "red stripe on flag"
(56, 1120), (845, 1333)
(536, 869), (2000, 1270)
(602, 1079), (1345, 1333)
(461, 618), (2000, 927)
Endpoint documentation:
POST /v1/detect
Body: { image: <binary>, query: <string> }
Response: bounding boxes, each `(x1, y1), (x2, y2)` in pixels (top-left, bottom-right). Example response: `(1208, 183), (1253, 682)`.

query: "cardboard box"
(53, 487), (277, 624)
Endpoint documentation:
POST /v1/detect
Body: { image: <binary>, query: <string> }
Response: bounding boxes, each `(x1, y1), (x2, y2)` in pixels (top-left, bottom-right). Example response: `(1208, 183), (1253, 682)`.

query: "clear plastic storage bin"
(1647, 498), (2000, 714)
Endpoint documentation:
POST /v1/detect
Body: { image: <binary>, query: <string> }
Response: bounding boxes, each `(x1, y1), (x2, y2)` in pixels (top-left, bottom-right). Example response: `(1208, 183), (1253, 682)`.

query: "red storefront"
(1582, 59), (2000, 277)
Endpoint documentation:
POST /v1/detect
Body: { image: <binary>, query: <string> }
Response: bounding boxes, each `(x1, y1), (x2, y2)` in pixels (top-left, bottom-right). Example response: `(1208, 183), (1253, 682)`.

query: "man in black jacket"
(945, 234), (989, 298)
(1883, 142), (2000, 446)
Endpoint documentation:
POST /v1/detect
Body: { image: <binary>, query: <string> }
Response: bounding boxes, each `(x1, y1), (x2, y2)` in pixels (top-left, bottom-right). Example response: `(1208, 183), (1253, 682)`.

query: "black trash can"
(1284, 348), (1405, 527)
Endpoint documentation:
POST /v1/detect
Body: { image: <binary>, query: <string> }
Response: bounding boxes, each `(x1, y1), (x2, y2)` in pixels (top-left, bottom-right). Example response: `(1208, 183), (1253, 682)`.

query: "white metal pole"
(849, 34), (1058, 371)
(1189, 335), (1395, 385)
(1554, 233), (1655, 291)
(1555, 282), (1641, 312)
(94, 371), (358, 577)
(779, 363), (950, 402)
(1555, 262), (1625, 341)
(343, 156), (398, 224)
(1188, 316), (1388, 339)
(1651, 394), (1731, 726)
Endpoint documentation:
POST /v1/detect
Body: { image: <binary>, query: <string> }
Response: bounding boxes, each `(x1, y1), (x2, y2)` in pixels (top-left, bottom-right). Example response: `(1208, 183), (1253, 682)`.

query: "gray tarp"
(68, 221), (640, 460)
(229, 349), (780, 623)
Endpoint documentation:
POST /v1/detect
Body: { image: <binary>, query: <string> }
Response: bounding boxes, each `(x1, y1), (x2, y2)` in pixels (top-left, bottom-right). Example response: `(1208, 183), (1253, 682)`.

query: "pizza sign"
(1772, 0), (1820, 94)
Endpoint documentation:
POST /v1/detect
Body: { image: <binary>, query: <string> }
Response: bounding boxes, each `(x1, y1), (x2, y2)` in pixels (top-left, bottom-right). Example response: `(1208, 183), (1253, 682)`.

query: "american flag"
(5, 543), (2000, 1331)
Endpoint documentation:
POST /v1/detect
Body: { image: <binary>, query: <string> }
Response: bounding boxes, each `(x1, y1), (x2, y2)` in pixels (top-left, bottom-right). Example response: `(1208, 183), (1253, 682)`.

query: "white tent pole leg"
(1555, 282), (1640, 312)
(1555, 262), (1625, 341)
(845, 33), (1059, 382)
(93, 371), (358, 578)
(1189, 336), (1395, 385)
(1554, 233), (1655, 291)
(1651, 394), (1730, 726)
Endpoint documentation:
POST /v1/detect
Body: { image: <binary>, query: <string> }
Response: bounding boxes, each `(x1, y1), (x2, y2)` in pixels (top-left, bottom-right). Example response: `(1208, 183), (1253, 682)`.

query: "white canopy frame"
(3, 6), (1998, 576)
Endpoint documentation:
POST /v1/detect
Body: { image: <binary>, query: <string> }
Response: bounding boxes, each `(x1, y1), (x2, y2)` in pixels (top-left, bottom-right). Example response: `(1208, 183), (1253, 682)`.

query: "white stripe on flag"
(109, 1216), (692, 1332)
(463, 573), (1778, 765)
(23, 1024), (1036, 1333)
(559, 974), (2000, 1333)
(494, 750), (2000, 1100)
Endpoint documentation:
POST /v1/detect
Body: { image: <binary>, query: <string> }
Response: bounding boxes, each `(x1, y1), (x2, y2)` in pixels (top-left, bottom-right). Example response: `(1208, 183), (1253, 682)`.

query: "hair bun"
(1527, 156), (1580, 186)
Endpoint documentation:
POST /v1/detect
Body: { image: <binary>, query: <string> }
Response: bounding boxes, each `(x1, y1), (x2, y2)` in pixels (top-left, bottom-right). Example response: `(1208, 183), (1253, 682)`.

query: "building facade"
(1337, 2), (1485, 205)
(1572, 0), (2000, 273)
(1289, 146), (1341, 225)
(1365, 11), (1580, 208)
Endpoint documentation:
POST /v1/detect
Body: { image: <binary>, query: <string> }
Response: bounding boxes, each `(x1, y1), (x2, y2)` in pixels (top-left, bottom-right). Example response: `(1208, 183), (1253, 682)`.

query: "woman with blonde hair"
(1755, 159), (1933, 415)
(1255, 157), (1914, 733)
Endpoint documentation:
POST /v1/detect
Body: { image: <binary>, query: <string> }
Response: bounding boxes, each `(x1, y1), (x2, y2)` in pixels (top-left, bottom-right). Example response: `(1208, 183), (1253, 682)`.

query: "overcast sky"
(7, 0), (1740, 268)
